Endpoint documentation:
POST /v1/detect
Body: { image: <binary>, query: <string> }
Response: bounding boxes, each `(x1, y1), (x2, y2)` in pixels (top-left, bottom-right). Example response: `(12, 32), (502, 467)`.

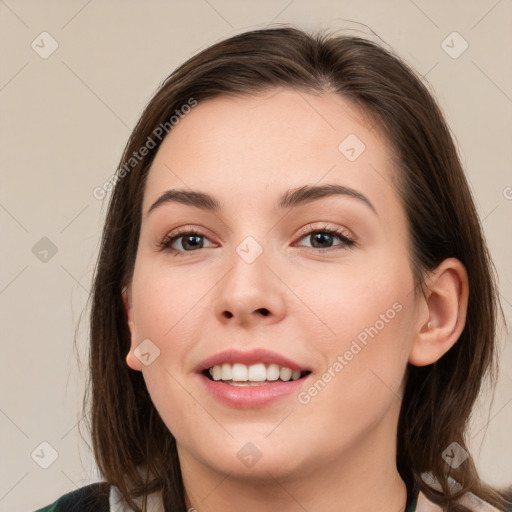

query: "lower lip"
(200, 374), (309, 408)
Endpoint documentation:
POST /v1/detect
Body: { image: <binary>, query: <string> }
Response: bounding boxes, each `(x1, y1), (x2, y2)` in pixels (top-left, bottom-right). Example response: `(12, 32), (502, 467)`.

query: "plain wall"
(0, 1), (511, 510)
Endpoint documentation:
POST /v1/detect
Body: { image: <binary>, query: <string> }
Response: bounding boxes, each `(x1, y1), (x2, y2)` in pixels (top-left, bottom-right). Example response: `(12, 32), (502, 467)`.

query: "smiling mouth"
(203, 362), (311, 386)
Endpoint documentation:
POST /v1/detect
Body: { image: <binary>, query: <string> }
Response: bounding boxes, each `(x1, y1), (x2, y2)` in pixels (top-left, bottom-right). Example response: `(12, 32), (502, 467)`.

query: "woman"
(35, 25), (511, 512)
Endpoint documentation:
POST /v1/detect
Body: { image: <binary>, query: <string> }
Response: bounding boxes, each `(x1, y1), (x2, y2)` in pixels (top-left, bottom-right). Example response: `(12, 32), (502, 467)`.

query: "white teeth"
(212, 365), (222, 381)
(248, 363), (267, 381)
(207, 363), (305, 383)
(267, 364), (280, 381)
(231, 363), (248, 381)
(280, 367), (292, 381)
(221, 363), (232, 380)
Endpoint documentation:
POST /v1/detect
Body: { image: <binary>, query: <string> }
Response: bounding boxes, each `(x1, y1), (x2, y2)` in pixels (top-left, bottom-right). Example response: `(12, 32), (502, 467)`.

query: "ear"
(409, 258), (469, 367)
(122, 286), (143, 371)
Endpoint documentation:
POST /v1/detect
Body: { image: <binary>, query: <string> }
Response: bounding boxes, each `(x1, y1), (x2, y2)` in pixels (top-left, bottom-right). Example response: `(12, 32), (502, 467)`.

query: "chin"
(211, 453), (305, 482)
(181, 435), (311, 481)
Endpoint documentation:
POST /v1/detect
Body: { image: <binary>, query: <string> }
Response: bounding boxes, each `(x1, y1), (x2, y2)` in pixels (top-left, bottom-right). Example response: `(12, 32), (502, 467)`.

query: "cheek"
(294, 301), (412, 453)
(143, 364), (203, 435)
(300, 255), (413, 353)
(130, 258), (211, 344)
(296, 263), (414, 417)
(129, 261), (217, 437)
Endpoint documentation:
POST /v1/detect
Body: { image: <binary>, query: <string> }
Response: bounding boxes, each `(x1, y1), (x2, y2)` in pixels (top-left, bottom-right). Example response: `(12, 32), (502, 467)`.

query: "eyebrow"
(146, 184), (377, 216)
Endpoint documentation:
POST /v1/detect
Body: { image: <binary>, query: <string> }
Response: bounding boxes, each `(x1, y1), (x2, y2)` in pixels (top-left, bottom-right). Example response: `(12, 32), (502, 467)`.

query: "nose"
(211, 245), (287, 328)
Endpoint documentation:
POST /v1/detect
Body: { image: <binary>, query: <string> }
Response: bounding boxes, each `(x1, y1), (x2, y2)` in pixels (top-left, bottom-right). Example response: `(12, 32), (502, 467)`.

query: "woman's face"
(125, 88), (424, 481)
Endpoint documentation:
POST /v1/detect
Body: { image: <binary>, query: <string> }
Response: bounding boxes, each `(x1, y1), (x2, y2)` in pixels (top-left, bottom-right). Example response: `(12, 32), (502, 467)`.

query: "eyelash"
(157, 225), (356, 257)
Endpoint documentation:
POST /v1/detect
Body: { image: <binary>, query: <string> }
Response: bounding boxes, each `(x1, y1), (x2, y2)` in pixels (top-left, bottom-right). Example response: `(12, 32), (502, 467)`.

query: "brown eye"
(296, 227), (355, 251)
(158, 229), (215, 255)
(174, 233), (204, 251)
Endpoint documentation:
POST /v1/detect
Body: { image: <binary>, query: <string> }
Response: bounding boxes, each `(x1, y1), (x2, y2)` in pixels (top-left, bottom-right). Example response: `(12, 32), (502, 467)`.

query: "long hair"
(84, 25), (510, 511)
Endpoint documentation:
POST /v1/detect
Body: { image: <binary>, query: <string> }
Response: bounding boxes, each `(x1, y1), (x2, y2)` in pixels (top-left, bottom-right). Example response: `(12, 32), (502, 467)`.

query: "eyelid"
(166, 225), (217, 241)
(294, 223), (355, 242)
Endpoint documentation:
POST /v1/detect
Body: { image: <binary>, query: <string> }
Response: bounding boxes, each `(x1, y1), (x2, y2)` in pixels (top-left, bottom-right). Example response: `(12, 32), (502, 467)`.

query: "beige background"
(0, 1), (511, 511)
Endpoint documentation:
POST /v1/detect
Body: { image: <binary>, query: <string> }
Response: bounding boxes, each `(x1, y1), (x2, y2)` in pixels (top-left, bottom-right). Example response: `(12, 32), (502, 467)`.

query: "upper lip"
(197, 348), (310, 373)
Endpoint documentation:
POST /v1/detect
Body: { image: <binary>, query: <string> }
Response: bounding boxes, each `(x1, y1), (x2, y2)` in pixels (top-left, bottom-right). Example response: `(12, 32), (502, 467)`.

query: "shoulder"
(33, 481), (110, 512)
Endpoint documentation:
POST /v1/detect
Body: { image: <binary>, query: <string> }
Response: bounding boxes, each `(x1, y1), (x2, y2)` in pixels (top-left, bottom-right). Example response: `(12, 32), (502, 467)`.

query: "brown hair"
(83, 25), (510, 511)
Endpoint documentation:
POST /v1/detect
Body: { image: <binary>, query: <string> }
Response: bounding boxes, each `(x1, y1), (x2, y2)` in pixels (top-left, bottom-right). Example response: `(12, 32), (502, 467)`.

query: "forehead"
(143, 88), (400, 218)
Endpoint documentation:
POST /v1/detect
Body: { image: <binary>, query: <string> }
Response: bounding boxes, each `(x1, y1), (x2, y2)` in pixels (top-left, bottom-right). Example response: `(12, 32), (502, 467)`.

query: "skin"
(123, 88), (468, 512)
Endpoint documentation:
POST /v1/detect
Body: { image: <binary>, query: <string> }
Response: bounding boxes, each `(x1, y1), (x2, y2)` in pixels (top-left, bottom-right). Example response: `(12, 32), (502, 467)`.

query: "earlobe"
(409, 258), (469, 367)
(122, 287), (143, 372)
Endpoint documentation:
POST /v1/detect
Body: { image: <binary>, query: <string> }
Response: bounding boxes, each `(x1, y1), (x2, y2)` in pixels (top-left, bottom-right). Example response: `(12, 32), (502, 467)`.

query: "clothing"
(33, 482), (161, 512)
(33, 482), (110, 512)
(33, 481), (506, 512)
(33, 482), (420, 512)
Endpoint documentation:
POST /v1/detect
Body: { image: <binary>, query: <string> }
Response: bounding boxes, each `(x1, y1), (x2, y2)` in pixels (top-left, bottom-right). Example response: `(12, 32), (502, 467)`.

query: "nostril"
(257, 308), (270, 316)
